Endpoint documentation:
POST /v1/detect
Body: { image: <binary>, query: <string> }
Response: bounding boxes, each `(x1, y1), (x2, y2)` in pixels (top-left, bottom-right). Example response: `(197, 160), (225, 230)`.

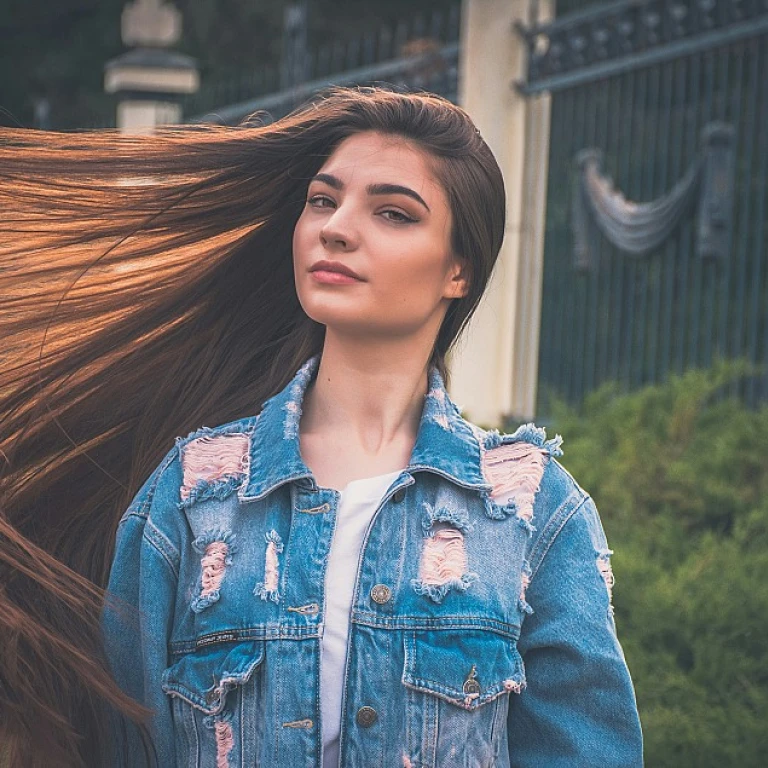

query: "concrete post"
(449, 0), (553, 426)
(104, 0), (199, 133)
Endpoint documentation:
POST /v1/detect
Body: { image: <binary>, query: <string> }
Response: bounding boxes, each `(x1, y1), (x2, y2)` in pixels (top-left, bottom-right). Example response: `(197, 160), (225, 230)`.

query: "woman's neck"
(298, 331), (432, 487)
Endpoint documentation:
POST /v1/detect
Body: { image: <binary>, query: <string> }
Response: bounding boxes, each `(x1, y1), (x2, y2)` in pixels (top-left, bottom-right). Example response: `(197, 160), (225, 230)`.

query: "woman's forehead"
(324, 132), (428, 170)
(317, 132), (446, 202)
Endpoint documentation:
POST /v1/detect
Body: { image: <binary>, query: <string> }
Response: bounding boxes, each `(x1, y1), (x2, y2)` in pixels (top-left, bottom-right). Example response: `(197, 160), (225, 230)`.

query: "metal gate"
(519, 0), (768, 413)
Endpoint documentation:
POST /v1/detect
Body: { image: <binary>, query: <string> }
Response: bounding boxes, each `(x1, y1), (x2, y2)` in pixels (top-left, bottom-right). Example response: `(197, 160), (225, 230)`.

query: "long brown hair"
(0, 86), (505, 766)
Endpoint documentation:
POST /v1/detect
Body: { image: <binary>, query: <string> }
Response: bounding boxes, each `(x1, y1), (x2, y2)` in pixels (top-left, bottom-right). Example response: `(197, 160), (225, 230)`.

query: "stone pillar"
(449, 0), (553, 426)
(104, 0), (199, 133)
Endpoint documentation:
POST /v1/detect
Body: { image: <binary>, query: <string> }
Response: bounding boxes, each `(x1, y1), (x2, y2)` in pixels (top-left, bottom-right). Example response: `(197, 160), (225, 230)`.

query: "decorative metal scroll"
(571, 122), (734, 272)
(518, 0), (768, 95)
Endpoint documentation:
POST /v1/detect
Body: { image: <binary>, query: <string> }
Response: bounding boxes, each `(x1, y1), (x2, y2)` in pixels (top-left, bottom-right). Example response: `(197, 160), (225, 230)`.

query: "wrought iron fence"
(518, 0), (768, 413)
(185, 41), (460, 126)
(183, 2), (461, 125)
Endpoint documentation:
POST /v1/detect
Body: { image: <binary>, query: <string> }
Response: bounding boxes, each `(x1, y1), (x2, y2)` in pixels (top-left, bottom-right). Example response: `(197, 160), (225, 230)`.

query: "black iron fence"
(519, 0), (768, 413)
(185, 41), (460, 127)
(184, 3), (461, 125)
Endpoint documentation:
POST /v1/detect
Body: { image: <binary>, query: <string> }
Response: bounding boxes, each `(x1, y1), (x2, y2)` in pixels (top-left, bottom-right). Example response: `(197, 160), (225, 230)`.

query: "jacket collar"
(240, 354), (489, 501)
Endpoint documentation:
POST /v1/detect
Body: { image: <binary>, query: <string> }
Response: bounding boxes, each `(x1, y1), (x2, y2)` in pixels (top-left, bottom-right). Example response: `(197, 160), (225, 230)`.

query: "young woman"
(0, 87), (642, 767)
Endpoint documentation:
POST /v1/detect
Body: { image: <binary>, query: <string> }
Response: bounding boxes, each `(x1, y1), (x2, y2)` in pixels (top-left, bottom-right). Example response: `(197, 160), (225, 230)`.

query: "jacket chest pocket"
(401, 630), (525, 768)
(161, 640), (266, 768)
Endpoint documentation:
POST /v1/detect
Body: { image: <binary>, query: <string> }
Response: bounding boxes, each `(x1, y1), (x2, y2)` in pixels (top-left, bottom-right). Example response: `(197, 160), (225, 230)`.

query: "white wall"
(450, 0), (552, 426)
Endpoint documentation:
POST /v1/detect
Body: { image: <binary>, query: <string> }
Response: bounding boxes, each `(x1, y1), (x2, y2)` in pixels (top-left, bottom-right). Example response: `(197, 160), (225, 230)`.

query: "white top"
(321, 470), (403, 768)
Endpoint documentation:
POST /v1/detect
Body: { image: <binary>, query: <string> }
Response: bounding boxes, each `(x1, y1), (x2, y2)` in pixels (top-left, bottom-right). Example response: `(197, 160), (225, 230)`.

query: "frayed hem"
(410, 572), (479, 604)
(178, 475), (245, 510)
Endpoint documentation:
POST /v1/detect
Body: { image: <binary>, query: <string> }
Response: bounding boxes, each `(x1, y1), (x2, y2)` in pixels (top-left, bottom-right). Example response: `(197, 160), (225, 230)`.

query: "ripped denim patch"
(191, 530), (236, 613)
(411, 503), (478, 603)
(518, 559), (533, 615)
(476, 423), (562, 531)
(179, 432), (250, 509)
(203, 709), (234, 768)
(282, 356), (317, 440)
(596, 548), (615, 616)
(253, 530), (284, 603)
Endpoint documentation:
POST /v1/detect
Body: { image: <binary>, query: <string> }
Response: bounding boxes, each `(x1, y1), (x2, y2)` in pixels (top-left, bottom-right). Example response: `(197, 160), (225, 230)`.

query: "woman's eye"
(307, 195), (334, 208)
(380, 209), (416, 224)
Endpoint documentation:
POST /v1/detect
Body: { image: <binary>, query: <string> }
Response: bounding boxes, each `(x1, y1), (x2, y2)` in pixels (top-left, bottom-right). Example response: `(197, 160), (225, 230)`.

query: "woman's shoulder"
(463, 419), (588, 532)
(171, 414), (262, 510)
(464, 421), (606, 587)
(465, 420), (571, 492)
(121, 414), (261, 523)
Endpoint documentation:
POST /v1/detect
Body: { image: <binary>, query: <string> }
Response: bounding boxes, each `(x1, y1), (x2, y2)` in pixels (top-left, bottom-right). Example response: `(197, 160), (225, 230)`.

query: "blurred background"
(1, 1), (766, 764)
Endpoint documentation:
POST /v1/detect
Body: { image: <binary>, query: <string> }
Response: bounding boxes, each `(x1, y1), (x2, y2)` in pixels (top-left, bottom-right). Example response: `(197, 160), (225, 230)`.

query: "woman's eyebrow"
(310, 173), (430, 212)
(368, 182), (430, 212)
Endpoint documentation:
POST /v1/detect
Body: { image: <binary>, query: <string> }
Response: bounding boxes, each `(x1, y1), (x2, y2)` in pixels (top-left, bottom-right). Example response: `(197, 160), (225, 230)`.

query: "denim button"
(370, 584), (391, 604)
(392, 489), (406, 503)
(356, 706), (378, 727)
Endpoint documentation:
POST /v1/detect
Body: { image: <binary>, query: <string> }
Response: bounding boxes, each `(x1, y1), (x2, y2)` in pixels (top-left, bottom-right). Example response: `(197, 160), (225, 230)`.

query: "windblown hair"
(0, 85), (505, 766)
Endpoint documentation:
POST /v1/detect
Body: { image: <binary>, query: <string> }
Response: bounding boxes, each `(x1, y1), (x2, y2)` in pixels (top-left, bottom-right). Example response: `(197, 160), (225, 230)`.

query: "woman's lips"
(310, 270), (362, 285)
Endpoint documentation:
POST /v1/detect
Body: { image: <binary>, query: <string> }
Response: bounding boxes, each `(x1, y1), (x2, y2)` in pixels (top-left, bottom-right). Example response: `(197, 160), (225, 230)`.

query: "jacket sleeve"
(101, 450), (182, 766)
(506, 494), (643, 767)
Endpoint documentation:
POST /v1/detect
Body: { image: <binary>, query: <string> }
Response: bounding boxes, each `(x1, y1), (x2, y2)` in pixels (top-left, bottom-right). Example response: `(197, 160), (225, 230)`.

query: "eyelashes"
(305, 195), (417, 224)
(306, 194), (333, 208)
(380, 209), (417, 224)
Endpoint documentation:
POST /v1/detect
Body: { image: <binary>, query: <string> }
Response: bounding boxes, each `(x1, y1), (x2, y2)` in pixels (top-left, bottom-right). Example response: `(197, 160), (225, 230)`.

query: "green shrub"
(548, 364), (768, 767)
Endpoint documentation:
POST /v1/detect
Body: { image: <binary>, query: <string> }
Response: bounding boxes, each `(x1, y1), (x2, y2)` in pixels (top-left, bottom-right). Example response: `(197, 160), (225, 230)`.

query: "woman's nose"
(319, 209), (358, 252)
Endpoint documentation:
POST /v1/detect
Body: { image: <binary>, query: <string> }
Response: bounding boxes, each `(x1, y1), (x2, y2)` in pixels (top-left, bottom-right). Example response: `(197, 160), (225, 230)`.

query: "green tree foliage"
(549, 362), (768, 766)
(0, 0), (125, 128)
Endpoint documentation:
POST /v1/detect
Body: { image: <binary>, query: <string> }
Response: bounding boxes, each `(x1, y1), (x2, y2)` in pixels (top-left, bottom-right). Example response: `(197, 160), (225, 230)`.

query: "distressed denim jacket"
(103, 355), (643, 768)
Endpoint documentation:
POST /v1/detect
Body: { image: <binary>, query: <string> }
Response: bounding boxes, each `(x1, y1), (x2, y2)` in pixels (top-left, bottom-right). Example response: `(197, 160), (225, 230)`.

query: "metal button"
(370, 584), (392, 604)
(356, 706), (378, 728)
(462, 664), (481, 696)
(392, 489), (406, 503)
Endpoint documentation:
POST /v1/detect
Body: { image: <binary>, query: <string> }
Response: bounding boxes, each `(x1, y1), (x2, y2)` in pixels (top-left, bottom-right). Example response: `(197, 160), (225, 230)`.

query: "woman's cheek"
(375, 274), (437, 329)
(292, 226), (312, 270)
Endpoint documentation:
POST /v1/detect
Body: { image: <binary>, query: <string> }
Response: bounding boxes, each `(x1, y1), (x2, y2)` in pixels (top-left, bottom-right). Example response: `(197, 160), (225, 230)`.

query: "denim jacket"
(103, 355), (643, 767)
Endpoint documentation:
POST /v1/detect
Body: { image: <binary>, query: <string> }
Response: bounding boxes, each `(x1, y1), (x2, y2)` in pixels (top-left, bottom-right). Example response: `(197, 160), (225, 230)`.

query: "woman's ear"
(444, 257), (470, 300)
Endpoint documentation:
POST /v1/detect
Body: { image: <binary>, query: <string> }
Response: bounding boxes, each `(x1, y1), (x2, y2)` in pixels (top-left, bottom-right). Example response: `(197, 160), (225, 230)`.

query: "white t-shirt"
(321, 470), (403, 768)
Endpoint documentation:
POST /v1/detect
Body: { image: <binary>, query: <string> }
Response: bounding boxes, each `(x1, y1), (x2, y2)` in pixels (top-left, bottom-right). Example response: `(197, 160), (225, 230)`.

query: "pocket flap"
(402, 630), (525, 711)
(162, 640), (265, 714)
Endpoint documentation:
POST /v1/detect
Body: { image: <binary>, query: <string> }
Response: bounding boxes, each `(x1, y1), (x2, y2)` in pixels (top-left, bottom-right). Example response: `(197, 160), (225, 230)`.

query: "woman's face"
(293, 131), (467, 343)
